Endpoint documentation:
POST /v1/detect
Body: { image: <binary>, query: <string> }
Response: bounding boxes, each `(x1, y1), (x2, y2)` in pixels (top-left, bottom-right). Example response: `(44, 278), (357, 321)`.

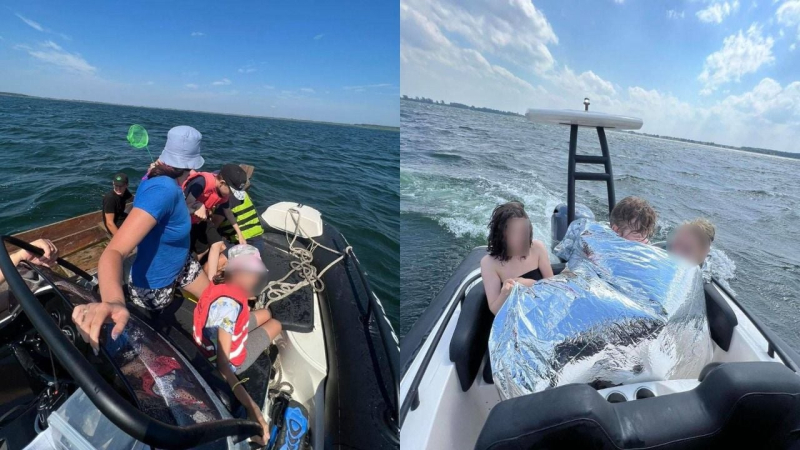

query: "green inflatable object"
(127, 124), (154, 162)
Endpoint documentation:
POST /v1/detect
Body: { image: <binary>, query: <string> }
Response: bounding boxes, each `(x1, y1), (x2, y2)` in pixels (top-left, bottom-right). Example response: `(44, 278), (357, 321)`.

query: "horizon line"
(0, 90), (399, 132)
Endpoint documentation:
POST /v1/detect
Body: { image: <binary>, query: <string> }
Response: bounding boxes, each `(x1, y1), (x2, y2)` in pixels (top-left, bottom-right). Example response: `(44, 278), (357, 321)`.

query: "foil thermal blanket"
(489, 220), (713, 399)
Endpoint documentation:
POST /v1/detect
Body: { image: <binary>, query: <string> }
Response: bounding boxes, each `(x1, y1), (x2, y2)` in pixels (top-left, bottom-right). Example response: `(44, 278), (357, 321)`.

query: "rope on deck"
(257, 208), (351, 309)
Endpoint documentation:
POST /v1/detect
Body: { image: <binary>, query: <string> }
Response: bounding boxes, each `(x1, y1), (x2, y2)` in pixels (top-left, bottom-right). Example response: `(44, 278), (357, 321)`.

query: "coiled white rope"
(259, 208), (351, 308)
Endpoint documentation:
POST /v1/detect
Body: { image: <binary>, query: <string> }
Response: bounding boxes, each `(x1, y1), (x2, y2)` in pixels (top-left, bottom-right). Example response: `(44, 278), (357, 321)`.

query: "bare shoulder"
(531, 240), (547, 253)
(480, 254), (495, 270)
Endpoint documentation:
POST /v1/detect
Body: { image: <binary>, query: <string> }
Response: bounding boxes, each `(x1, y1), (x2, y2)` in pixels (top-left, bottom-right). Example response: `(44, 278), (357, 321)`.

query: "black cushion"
(450, 281), (493, 391)
(704, 282), (738, 351)
(483, 352), (493, 384)
(475, 362), (800, 450)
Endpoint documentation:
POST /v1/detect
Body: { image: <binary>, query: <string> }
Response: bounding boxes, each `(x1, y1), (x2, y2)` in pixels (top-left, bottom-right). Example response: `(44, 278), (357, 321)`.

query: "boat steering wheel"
(0, 236), (262, 450)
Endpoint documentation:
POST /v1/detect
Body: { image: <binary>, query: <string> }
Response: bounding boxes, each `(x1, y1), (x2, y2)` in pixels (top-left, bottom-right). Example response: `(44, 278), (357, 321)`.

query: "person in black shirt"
(102, 173), (133, 236)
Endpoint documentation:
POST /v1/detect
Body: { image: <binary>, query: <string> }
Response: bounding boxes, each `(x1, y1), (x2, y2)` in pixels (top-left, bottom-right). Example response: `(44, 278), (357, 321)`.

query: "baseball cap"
(219, 164), (247, 201)
(226, 244), (267, 273)
(112, 173), (128, 186)
(159, 125), (205, 170)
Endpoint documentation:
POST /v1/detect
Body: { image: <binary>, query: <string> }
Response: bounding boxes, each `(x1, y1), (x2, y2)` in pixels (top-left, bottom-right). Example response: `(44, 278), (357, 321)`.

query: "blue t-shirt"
(130, 176), (191, 289)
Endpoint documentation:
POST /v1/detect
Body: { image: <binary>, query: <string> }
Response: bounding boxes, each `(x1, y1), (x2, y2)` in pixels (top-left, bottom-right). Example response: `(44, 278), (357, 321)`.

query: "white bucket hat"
(159, 125), (205, 170)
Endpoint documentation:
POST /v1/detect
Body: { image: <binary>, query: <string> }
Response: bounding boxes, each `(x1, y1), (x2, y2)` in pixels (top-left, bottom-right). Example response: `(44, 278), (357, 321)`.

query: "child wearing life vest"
(183, 164), (249, 257)
(193, 244), (281, 445)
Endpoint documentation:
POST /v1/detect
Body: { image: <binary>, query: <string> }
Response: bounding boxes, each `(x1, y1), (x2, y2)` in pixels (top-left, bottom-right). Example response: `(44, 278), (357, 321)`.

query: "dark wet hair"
(147, 163), (189, 179)
(487, 201), (532, 262)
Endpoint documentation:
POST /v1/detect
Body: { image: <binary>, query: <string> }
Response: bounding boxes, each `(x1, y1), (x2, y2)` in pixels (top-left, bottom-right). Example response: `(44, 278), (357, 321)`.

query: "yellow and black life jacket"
(219, 193), (264, 243)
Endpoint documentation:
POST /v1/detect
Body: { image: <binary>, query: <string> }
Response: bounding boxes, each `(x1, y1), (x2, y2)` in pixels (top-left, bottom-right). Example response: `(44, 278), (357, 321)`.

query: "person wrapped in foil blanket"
(489, 219), (713, 400)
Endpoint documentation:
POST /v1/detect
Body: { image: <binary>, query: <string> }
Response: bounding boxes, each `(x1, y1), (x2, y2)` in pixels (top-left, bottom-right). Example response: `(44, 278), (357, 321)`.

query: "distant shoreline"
(401, 96), (522, 117)
(400, 97), (798, 159)
(0, 91), (399, 133)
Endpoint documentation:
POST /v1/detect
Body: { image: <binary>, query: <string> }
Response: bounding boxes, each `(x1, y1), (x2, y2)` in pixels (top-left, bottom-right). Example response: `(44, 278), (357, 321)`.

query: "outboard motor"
(550, 202), (595, 251)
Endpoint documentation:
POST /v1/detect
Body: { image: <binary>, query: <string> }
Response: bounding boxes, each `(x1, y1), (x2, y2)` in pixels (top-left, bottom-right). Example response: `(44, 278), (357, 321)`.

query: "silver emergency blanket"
(489, 219), (713, 399)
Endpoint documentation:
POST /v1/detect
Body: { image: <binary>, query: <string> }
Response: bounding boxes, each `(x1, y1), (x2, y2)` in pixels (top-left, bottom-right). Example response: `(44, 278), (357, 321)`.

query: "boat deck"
(5, 209), (111, 276)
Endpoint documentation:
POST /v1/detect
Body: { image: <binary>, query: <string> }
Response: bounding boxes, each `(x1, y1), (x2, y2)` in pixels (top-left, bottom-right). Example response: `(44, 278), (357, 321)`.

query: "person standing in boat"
(183, 164), (248, 260)
(102, 173), (133, 236)
(205, 182), (268, 281)
(72, 125), (209, 352)
(480, 201), (554, 315)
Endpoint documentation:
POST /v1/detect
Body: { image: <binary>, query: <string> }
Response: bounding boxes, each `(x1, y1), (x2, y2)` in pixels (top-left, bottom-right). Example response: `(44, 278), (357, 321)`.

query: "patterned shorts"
(128, 255), (203, 310)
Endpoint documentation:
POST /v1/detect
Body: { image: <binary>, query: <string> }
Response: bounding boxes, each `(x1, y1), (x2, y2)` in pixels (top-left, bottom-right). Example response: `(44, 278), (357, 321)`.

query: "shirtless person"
(480, 202), (554, 314)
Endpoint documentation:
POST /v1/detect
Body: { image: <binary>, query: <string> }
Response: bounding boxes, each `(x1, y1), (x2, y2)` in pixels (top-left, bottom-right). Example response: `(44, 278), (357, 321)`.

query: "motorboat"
(399, 106), (800, 449)
(0, 182), (399, 449)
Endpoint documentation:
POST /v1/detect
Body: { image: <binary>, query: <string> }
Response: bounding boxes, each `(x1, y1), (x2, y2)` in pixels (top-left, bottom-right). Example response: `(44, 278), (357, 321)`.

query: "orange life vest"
(182, 171), (228, 224)
(192, 283), (250, 367)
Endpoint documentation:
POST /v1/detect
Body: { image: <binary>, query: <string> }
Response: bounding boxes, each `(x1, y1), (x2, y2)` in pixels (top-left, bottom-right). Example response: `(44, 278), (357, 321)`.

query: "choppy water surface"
(0, 95), (399, 326)
(400, 99), (800, 348)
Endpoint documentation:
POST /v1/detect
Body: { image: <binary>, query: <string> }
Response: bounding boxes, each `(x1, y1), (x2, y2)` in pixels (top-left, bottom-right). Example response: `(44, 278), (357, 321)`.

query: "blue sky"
(401, 0), (800, 152)
(1, 1), (399, 126)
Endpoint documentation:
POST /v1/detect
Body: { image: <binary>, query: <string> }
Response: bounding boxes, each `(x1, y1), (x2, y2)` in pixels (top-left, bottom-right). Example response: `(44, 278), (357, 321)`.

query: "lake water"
(400, 99), (800, 349)
(0, 95), (399, 327)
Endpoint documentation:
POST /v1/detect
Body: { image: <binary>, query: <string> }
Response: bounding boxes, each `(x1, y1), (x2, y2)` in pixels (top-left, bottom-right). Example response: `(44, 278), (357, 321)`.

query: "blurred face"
(504, 217), (531, 257)
(227, 270), (261, 295)
(113, 183), (128, 195)
(671, 226), (707, 265)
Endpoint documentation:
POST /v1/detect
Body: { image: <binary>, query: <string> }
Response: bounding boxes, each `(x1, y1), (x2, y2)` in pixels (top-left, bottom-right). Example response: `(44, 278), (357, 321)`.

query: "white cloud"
(15, 13), (71, 40)
(401, 2), (540, 105)
(15, 13), (44, 32)
(238, 66), (257, 73)
(667, 9), (686, 19)
(314, 34), (325, 40)
(343, 83), (394, 92)
(534, 66), (620, 109)
(400, 0), (800, 151)
(191, 32), (205, 37)
(698, 24), (774, 95)
(263, 84), (275, 90)
(717, 78), (800, 121)
(185, 83), (199, 89)
(212, 78), (232, 86)
(696, 1), (740, 23)
(403, 0), (558, 75)
(300, 88), (315, 93)
(21, 40), (96, 75)
(776, 0), (800, 40)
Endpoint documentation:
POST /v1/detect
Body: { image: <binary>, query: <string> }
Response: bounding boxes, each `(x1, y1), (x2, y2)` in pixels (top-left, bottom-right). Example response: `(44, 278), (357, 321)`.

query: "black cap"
(112, 173), (129, 186)
(219, 164), (247, 199)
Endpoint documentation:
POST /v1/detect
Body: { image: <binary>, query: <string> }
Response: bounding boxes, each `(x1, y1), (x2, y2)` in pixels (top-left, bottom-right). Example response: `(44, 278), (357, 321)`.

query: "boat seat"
(450, 281), (493, 391)
(475, 362), (800, 450)
(704, 282), (738, 351)
(254, 235), (315, 333)
(449, 263), (567, 392)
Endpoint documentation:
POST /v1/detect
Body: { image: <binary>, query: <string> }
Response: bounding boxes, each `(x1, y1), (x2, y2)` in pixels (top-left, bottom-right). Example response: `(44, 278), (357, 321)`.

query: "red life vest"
(192, 283), (251, 367)
(182, 171), (229, 224)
